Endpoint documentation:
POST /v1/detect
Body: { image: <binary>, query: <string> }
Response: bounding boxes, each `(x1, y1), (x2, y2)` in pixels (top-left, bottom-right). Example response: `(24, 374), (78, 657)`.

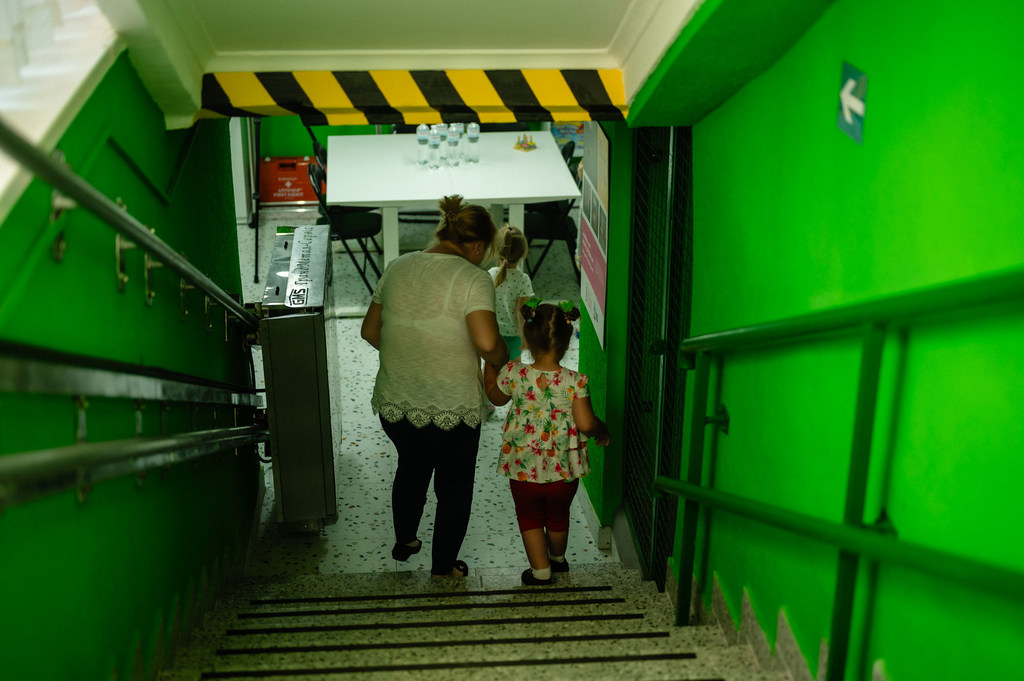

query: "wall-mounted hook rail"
(0, 117), (259, 330)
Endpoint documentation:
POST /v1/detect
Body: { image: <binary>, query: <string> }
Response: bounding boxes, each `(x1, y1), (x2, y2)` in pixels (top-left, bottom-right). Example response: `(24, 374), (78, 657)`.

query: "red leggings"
(509, 478), (579, 532)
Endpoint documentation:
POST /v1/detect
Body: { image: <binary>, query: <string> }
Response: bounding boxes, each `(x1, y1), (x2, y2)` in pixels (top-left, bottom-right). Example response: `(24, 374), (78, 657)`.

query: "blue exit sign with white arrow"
(837, 62), (867, 143)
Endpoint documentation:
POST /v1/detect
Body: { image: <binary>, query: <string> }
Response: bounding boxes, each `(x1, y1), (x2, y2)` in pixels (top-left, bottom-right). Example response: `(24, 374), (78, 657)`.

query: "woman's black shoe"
(392, 539), (422, 561)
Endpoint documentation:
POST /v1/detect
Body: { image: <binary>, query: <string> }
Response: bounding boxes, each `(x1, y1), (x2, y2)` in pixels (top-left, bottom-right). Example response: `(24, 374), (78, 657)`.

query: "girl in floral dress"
(484, 299), (610, 585)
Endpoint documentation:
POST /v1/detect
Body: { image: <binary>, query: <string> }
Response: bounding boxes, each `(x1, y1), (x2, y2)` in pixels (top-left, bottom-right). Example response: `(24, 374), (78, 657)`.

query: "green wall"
(259, 116), (375, 158)
(0, 52), (260, 680)
(578, 120), (632, 524)
(676, 0), (1024, 679)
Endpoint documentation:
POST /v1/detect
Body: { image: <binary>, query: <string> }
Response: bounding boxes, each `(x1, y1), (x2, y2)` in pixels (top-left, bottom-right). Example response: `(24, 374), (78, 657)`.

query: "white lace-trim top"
(488, 266), (534, 337)
(370, 251), (495, 430)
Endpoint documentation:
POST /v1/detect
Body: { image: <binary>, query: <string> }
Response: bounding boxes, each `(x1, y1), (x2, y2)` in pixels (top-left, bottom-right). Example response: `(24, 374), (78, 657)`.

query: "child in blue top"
(484, 299), (610, 585)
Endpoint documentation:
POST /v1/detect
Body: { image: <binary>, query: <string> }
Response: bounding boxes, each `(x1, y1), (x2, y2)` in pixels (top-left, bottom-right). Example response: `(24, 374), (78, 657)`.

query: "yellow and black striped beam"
(200, 69), (627, 125)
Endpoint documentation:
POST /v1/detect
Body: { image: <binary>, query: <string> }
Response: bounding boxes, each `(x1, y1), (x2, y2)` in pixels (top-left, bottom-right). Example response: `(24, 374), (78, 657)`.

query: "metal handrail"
(0, 350), (261, 406)
(679, 264), (1024, 357)
(0, 115), (259, 330)
(653, 477), (1024, 600)
(0, 425), (269, 510)
(667, 264), (1024, 681)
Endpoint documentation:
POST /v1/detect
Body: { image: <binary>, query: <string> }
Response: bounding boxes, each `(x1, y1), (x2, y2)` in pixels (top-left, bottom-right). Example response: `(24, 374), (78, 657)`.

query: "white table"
(326, 131), (581, 268)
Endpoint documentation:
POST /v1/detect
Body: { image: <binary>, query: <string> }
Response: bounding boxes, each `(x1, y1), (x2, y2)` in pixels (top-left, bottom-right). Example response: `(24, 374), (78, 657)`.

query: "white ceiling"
(95, 0), (703, 127)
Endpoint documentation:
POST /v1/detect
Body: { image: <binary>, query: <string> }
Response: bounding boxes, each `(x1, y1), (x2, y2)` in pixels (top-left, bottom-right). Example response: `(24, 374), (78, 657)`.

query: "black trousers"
(381, 416), (480, 575)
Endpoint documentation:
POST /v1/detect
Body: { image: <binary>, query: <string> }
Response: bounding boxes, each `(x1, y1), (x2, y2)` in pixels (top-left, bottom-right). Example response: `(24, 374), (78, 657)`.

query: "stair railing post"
(826, 322), (886, 681)
(674, 350), (711, 625)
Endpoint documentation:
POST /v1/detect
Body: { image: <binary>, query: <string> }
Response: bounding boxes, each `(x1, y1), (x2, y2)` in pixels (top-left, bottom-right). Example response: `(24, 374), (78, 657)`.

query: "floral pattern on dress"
(496, 361), (591, 483)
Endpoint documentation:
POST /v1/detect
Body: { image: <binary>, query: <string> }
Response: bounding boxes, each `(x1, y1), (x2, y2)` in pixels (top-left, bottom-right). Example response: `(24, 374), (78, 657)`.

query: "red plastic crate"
(259, 156), (317, 205)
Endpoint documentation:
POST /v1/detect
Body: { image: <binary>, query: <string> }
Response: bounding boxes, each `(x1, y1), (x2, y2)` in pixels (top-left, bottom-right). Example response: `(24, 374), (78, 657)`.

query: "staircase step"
(160, 564), (785, 681)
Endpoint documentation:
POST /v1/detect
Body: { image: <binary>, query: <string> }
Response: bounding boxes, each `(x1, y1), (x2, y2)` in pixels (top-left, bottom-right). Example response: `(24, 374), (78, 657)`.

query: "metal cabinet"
(259, 226), (337, 531)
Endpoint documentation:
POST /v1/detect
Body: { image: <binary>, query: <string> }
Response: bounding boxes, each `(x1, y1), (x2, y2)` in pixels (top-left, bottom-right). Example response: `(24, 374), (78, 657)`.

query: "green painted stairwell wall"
(0, 51), (260, 681)
(675, 0), (1024, 679)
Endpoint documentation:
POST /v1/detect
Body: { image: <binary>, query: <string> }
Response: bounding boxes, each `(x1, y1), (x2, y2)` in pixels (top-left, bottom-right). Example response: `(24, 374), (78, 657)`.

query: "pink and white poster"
(579, 122), (608, 348)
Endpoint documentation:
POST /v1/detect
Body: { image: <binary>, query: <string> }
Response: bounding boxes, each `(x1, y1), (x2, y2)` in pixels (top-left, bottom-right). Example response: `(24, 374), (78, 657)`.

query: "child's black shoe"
(549, 559), (570, 573)
(521, 568), (554, 586)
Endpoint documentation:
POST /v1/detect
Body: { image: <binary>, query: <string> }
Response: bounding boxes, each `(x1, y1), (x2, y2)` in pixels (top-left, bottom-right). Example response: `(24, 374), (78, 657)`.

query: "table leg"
(508, 203), (525, 232)
(508, 203), (527, 272)
(382, 206), (399, 267)
(489, 204), (504, 229)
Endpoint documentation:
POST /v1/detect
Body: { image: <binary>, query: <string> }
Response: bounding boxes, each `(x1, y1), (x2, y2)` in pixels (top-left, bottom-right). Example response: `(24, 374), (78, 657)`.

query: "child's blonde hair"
(492, 224), (528, 288)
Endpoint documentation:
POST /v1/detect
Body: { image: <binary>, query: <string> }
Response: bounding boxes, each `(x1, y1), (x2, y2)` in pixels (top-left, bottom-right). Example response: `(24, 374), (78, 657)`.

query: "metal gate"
(622, 126), (693, 589)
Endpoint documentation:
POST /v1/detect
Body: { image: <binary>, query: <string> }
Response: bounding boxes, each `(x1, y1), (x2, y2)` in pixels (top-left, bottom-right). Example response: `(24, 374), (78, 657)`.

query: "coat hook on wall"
(115, 233), (136, 291)
(705, 403), (730, 435)
(76, 469), (92, 504)
(144, 229), (163, 306)
(74, 395), (89, 444)
(51, 187), (77, 222)
(135, 399), (145, 437)
(223, 292), (244, 342)
(180, 278), (198, 323)
(52, 229), (67, 263)
(113, 199), (134, 292)
(49, 150), (76, 263)
(205, 295), (218, 335)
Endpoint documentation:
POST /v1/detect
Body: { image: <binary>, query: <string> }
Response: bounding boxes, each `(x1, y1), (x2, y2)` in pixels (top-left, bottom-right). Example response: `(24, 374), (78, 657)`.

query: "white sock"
(549, 553), (565, 563)
(532, 566), (552, 580)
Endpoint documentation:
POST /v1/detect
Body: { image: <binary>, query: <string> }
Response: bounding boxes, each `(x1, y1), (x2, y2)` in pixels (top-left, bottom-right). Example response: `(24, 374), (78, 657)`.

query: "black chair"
(560, 139), (576, 165)
(312, 139), (327, 171)
(305, 123), (377, 219)
(307, 163), (383, 294)
(525, 141), (576, 217)
(524, 197), (580, 284)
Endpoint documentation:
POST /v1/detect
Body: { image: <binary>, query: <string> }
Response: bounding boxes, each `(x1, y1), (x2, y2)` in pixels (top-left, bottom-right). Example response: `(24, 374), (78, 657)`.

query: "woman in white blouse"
(360, 194), (508, 579)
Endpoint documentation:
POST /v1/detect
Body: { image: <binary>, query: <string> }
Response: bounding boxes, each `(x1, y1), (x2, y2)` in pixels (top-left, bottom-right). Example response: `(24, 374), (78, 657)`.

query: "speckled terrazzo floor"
(165, 208), (789, 681)
(240, 204), (615, 580)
